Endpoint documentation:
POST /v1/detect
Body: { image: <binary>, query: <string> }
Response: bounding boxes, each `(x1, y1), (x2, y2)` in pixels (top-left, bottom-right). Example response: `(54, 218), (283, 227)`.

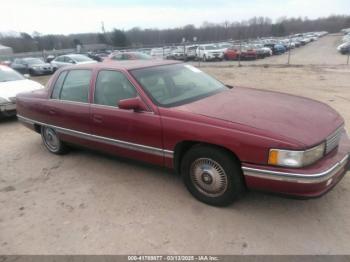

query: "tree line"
(1, 15), (350, 53)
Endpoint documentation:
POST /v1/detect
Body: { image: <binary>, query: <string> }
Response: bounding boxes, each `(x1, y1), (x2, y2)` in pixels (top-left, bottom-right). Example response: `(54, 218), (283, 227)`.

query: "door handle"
(93, 115), (103, 123)
(49, 109), (56, 115)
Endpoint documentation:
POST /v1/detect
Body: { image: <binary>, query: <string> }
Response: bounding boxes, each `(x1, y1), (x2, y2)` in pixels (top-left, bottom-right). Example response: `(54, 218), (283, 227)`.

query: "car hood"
(174, 87), (343, 147)
(0, 79), (44, 101)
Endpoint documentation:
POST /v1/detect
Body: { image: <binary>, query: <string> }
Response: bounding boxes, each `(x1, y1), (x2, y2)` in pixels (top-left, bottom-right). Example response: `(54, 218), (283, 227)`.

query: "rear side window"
(94, 70), (137, 107)
(59, 70), (91, 103)
(51, 71), (68, 99)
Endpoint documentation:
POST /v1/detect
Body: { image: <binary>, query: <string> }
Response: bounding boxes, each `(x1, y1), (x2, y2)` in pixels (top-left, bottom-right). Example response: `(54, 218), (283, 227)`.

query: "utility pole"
(101, 21), (106, 34)
(238, 29), (242, 67)
(287, 34), (292, 65)
(238, 39), (242, 67)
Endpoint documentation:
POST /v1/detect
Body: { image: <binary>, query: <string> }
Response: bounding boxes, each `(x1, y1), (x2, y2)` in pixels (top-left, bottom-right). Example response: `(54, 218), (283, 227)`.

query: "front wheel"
(41, 126), (68, 154)
(181, 145), (245, 206)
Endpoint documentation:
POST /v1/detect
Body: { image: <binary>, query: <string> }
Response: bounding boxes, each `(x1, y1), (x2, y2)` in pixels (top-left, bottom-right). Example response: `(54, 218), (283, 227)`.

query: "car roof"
(62, 60), (182, 71)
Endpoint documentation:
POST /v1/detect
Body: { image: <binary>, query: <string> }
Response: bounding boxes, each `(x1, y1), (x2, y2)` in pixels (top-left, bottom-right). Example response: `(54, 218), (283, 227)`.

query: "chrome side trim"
(242, 153), (349, 184)
(17, 115), (174, 158)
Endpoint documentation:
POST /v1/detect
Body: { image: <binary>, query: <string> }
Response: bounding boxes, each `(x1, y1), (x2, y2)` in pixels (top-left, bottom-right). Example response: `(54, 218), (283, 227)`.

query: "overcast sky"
(1, 0), (349, 35)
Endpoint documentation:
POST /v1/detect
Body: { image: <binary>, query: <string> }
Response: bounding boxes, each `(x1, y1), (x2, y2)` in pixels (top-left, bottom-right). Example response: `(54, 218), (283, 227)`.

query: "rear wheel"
(41, 126), (68, 154)
(181, 145), (245, 206)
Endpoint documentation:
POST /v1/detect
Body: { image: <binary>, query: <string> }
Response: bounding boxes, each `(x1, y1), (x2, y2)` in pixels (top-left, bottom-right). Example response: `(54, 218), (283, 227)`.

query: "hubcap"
(190, 158), (228, 197)
(43, 127), (59, 151)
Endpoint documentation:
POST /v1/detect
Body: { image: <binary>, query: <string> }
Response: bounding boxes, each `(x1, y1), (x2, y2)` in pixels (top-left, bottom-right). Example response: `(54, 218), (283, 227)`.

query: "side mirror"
(118, 97), (148, 112)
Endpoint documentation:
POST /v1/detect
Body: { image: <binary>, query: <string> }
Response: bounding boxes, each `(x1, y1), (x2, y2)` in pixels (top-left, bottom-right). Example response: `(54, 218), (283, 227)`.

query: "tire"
(41, 126), (68, 154)
(181, 145), (245, 206)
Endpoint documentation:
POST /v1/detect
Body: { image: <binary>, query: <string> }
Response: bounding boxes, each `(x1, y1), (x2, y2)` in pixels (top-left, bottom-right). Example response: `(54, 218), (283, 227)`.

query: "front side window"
(131, 64), (227, 107)
(59, 70), (91, 103)
(94, 70), (137, 107)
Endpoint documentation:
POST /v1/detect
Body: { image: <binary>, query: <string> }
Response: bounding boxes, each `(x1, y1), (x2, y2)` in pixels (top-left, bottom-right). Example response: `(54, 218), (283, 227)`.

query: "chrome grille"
(325, 126), (343, 154)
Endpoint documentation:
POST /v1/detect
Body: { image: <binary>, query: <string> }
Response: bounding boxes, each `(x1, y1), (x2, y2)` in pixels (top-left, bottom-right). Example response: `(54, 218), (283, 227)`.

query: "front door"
(90, 70), (164, 166)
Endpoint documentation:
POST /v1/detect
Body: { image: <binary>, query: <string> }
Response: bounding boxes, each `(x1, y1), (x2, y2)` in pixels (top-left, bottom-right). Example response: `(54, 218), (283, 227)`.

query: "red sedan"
(224, 48), (240, 60)
(16, 61), (350, 206)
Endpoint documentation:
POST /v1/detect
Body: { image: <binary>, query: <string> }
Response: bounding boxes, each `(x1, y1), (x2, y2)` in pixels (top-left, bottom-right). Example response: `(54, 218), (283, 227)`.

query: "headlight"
(268, 143), (325, 168)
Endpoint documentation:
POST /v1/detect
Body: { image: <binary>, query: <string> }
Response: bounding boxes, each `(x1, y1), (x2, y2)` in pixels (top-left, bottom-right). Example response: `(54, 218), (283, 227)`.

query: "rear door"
(46, 69), (92, 135)
(90, 69), (164, 165)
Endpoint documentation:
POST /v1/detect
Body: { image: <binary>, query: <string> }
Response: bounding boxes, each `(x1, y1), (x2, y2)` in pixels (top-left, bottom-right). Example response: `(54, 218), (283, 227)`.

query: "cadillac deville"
(16, 60), (350, 206)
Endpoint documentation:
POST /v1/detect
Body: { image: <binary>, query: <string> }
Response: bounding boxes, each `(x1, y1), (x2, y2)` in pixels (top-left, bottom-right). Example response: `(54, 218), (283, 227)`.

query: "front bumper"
(243, 132), (350, 198)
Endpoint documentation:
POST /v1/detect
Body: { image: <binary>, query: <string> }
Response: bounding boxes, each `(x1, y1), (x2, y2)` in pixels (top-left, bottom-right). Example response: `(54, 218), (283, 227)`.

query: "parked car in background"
(104, 52), (152, 62)
(185, 45), (198, 61)
(16, 60), (350, 206)
(224, 47), (240, 60)
(11, 57), (53, 76)
(51, 54), (96, 71)
(217, 42), (232, 51)
(251, 44), (272, 58)
(337, 42), (350, 54)
(87, 51), (110, 62)
(264, 44), (286, 55)
(167, 48), (185, 60)
(45, 55), (56, 63)
(196, 44), (224, 61)
(150, 48), (171, 58)
(0, 65), (43, 117)
(342, 33), (350, 43)
(240, 46), (258, 60)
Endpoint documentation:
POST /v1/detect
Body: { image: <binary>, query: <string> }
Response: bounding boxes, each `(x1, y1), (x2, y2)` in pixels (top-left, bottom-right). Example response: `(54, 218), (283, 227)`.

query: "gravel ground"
(0, 35), (350, 255)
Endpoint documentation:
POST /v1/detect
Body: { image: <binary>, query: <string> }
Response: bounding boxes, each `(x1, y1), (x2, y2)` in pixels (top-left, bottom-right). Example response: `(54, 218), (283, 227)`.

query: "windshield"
(69, 55), (93, 62)
(24, 58), (44, 65)
(0, 66), (25, 82)
(131, 64), (227, 107)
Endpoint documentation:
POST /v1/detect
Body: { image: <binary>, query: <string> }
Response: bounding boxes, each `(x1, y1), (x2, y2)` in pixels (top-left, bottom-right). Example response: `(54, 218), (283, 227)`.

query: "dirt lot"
(1, 35), (350, 255)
